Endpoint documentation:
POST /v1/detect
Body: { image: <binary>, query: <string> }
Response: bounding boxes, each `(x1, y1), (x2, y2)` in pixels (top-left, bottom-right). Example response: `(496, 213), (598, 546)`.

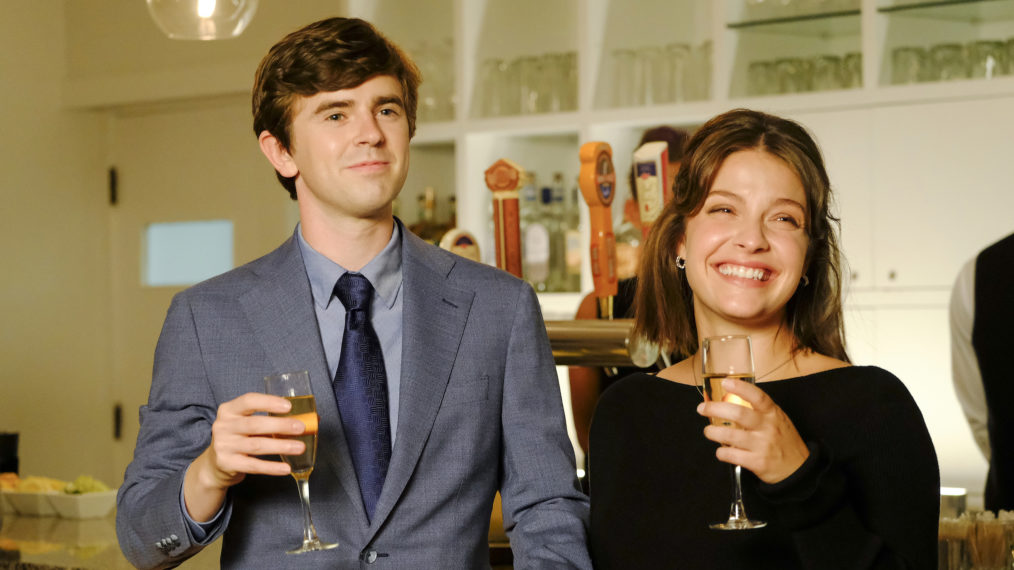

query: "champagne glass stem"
(288, 472), (337, 553)
(728, 465), (748, 522)
(295, 474), (316, 545)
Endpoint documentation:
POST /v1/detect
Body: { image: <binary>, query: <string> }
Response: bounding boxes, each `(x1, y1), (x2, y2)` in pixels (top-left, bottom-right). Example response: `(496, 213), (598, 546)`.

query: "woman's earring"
(676, 256), (686, 270)
(801, 275), (810, 287)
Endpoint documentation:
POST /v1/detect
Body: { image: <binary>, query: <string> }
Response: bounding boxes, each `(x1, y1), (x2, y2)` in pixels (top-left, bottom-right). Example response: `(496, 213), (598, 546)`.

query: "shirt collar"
(296, 222), (403, 311)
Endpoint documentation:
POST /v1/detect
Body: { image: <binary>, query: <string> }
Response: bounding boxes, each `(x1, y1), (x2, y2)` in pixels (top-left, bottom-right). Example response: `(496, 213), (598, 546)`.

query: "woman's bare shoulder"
(656, 357), (697, 386)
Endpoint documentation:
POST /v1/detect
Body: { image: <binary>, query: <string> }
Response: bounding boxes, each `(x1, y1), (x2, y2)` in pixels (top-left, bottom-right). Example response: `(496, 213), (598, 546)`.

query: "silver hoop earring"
(801, 275), (810, 287)
(676, 256), (686, 270)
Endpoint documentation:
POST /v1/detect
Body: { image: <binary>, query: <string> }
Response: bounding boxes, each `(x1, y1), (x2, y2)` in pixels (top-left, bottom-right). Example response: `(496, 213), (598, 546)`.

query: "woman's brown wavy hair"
(633, 108), (849, 362)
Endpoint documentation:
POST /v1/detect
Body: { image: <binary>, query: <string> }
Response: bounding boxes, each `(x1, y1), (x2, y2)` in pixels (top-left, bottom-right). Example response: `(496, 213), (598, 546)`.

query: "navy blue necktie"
(333, 272), (391, 522)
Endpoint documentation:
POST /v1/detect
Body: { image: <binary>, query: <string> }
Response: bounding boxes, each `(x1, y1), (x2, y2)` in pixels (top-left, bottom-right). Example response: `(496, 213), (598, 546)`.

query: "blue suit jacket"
(116, 225), (591, 569)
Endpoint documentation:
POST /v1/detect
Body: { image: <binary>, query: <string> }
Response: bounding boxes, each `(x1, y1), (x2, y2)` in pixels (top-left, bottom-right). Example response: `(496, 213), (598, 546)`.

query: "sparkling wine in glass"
(701, 335), (767, 530)
(264, 370), (338, 554)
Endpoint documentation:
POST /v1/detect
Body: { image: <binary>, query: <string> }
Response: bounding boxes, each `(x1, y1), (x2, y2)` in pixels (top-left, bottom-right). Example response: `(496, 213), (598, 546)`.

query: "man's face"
(277, 75), (411, 225)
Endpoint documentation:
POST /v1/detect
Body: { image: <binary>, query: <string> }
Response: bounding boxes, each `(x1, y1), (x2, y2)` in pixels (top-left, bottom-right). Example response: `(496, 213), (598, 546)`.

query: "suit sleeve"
(116, 294), (231, 569)
(498, 283), (592, 569)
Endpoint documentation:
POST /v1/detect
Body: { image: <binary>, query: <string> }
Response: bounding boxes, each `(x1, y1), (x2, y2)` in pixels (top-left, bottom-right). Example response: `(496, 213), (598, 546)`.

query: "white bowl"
(5, 491), (58, 516)
(0, 490), (14, 514)
(48, 490), (117, 519)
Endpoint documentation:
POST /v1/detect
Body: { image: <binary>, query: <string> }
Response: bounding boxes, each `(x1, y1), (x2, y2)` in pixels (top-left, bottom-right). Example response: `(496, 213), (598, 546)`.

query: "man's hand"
(183, 393), (308, 522)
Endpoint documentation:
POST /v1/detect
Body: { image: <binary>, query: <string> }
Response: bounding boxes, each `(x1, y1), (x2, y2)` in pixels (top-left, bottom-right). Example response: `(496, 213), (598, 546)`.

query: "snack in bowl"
(49, 475), (117, 519)
(6, 476), (67, 516)
(64, 475), (111, 495)
(16, 475), (67, 493)
(0, 472), (18, 490)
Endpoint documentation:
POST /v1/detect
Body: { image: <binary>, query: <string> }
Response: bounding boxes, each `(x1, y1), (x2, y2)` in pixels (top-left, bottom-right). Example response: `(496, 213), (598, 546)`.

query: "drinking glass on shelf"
(700, 335), (767, 530)
(665, 43), (693, 102)
(744, 0), (774, 21)
(930, 43), (966, 82)
(747, 61), (776, 96)
(892, 46), (928, 85)
(636, 46), (666, 105)
(775, 57), (806, 93)
(842, 52), (862, 88)
(475, 58), (505, 118)
(517, 55), (542, 114)
(967, 40), (1005, 80)
(264, 370), (338, 554)
(1006, 38), (1014, 76)
(540, 52), (568, 113)
(611, 48), (639, 107)
(692, 40), (713, 100)
(563, 51), (578, 110)
(773, 0), (798, 18)
(812, 54), (843, 91)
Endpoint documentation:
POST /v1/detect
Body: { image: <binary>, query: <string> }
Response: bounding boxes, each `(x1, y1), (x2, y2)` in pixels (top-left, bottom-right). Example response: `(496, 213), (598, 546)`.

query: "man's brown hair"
(252, 17), (422, 198)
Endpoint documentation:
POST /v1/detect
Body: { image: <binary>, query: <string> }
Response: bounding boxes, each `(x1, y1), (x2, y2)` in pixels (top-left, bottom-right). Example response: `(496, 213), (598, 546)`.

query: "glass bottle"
(521, 173), (550, 291)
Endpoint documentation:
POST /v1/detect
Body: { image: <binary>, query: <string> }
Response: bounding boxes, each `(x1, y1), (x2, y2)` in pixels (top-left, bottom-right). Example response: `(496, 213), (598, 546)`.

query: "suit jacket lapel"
(367, 229), (475, 534)
(238, 235), (368, 525)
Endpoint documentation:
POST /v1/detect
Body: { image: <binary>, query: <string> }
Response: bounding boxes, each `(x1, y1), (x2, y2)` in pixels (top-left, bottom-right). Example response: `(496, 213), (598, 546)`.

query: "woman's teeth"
(719, 264), (768, 281)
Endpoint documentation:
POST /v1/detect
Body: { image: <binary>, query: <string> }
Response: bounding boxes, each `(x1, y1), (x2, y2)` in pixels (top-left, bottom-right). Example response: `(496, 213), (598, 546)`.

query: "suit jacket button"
(365, 550), (378, 564)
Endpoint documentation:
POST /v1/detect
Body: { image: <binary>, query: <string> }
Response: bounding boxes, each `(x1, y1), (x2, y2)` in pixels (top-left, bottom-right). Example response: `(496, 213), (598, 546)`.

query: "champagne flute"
(700, 335), (767, 530)
(264, 370), (338, 554)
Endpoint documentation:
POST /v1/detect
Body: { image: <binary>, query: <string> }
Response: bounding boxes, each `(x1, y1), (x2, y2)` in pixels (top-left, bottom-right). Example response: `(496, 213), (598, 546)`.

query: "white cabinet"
(350, 0), (1014, 302)
(356, 0), (1011, 492)
(869, 98), (1014, 289)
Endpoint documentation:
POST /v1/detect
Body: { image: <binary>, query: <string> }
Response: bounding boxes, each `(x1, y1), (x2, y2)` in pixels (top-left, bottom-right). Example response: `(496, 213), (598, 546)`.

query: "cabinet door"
(871, 97), (1014, 288)
(788, 109), (875, 290)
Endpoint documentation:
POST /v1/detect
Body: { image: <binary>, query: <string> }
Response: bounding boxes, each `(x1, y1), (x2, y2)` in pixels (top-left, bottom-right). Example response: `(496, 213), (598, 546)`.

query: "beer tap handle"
(485, 158), (525, 279)
(578, 142), (618, 319)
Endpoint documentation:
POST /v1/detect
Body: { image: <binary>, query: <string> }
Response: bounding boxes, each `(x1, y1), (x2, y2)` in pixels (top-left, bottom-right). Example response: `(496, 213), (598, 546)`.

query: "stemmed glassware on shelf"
(699, 335), (767, 531)
(264, 370), (338, 554)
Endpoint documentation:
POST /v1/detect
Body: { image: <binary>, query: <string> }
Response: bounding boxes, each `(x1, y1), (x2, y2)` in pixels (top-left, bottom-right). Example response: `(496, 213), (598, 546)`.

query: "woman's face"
(678, 149), (810, 334)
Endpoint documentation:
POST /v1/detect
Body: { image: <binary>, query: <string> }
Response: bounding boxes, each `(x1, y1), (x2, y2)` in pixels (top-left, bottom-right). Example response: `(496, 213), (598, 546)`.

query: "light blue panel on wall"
(144, 220), (233, 286)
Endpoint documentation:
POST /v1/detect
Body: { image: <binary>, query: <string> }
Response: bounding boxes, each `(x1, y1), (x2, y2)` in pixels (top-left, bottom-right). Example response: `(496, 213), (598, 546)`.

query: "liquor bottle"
(520, 173), (550, 291)
(614, 197), (642, 281)
(543, 183), (566, 292)
(564, 178), (583, 292)
(408, 186), (447, 245)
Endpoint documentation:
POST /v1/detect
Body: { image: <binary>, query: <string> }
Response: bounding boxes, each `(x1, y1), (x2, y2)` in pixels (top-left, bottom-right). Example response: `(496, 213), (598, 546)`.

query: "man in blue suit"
(116, 17), (590, 569)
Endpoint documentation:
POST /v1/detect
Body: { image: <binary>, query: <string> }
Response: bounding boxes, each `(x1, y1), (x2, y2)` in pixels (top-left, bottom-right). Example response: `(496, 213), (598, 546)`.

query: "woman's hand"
(697, 378), (810, 484)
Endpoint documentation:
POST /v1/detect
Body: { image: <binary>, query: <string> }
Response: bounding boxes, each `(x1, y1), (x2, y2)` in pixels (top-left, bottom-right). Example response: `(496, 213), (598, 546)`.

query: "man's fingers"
(218, 392), (293, 418)
(222, 454), (293, 477)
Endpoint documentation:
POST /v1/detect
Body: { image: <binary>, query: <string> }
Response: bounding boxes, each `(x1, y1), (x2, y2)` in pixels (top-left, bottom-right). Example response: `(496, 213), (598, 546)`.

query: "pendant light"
(146, 0), (259, 40)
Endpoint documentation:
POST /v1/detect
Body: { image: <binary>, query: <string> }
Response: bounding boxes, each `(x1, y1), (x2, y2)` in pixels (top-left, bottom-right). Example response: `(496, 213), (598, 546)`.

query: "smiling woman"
(588, 109), (940, 569)
(678, 149), (811, 334)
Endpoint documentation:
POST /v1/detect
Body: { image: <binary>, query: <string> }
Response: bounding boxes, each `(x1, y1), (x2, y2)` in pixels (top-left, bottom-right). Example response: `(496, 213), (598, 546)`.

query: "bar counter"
(0, 512), (220, 570)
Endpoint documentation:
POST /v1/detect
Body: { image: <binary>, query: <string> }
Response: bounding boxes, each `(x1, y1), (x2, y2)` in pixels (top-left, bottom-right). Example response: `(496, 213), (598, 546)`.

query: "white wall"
(0, 3), (112, 483)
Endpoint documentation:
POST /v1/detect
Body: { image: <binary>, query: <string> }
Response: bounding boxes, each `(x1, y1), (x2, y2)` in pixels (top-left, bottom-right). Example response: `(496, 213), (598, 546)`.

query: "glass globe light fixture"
(146, 0), (259, 40)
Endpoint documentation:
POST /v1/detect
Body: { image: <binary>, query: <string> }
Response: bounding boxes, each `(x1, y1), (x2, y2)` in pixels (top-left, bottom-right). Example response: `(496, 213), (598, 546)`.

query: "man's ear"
(258, 131), (298, 178)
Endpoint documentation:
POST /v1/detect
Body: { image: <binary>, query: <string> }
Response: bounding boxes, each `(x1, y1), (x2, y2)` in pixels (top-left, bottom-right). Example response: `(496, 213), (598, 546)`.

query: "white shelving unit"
(356, 0), (1014, 319)
(355, 0), (1014, 496)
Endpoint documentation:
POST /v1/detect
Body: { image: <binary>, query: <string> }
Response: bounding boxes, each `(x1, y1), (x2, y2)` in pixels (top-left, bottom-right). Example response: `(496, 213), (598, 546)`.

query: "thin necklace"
(692, 352), (796, 399)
